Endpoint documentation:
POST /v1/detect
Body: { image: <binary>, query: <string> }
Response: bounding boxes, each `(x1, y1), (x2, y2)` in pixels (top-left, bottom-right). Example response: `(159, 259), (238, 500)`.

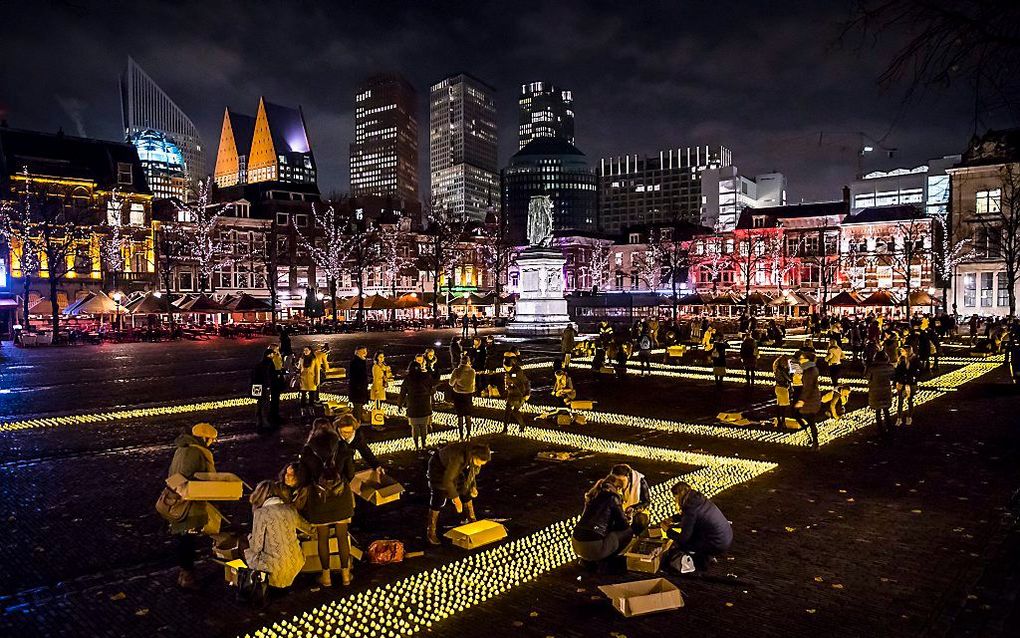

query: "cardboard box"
(715, 411), (744, 424)
(666, 345), (687, 358)
(570, 400), (594, 411)
(223, 558), (246, 585)
(350, 470), (404, 506)
(167, 472), (244, 501)
(324, 402), (351, 417)
(556, 413), (573, 426)
(444, 519), (508, 550)
(598, 578), (684, 617)
(299, 534), (363, 571)
(623, 535), (673, 574)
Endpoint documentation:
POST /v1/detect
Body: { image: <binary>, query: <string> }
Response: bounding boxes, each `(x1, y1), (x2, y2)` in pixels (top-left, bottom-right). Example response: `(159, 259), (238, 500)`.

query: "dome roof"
(513, 137), (585, 158)
(130, 129), (184, 168)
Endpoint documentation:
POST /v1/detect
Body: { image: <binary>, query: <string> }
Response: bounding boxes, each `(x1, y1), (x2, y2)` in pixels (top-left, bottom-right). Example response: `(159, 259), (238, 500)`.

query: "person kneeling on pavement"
(611, 464), (651, 534)
(553, 367), (577, 405)
(426, 441), (491, 545)
(244, 480), (313, 593)
(660, 481), (732, 572)
(571, 473), (634, 569)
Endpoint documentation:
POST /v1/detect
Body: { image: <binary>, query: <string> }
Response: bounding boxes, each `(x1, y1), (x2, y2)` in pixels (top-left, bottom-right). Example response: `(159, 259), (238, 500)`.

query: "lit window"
(129, 203), (145, 226)
(117, 163), (133, 186)
(976, 189), (1001, 215)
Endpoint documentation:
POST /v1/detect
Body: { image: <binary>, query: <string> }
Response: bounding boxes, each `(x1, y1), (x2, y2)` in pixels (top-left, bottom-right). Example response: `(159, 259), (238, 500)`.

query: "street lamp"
(112, 291), (123, 330)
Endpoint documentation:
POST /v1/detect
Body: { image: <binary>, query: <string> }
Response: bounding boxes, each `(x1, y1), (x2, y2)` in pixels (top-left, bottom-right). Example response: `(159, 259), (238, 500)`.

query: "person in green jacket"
(166, 422), (218, 589)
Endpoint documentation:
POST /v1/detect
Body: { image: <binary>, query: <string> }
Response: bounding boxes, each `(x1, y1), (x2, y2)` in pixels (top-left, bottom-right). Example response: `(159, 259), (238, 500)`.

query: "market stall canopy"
(227, 293), (273, 312)
(394, 293), (428, 309)
(676, 291), (712, 306)
(127, 292), (174, 314)
(65, 291), (120, 316)
(708, 291), (739, 305)
(770, 291), (814, 307)
(29, 296), (68, 314)
(860, 289), (900, 307)
(827, 291), (862, 307)
(906, 289), (934, 307)
(360, 294), (397, 310)
(178, 294), (230, 313)
(742, 291), (773, 306)
(172, 294), (196, 307)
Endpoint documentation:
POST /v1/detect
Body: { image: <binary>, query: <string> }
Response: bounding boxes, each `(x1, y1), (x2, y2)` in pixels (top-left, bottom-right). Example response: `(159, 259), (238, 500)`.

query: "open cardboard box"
(350, 469), (404, 505)
(444, 519), (507, 550)
(223, 558), (246, 586)
(623, 534), (673, 574)
(299, 534), (363, 572)
(598, 578), (684, 617)
(166, 472), (244, 501)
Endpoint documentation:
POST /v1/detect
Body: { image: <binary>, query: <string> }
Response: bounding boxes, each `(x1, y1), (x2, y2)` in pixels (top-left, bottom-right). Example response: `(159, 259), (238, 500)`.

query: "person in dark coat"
(449, 336), (463, 369)
(501, 359), (531, 433)
(334, 413), (383, 474)
(461, 312), (470, 338)
(251, 349), (276, 435)
(661, 481), (733, 571)
(278, 327), (292, 360)
(299, 428), (356, 587)
(449, 354), (476, 439)
(571, 474), (633, 567)
(165, 423), (218, 589)
(867, 351), (896, 439)
(739, 333), (758, 386)
(894, 345), (920, 426)
(711, 337), (728, 388)
(794, 349), (821, 449)
(348, 346), (370, 424)
(399, 356), (434, 450)
(426, 442), (491, 545)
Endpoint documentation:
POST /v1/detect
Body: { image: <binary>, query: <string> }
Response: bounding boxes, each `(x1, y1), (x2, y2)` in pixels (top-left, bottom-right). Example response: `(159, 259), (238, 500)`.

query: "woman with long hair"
(661, 481), (732, 572)
(298, 428), (356, 587)
(296, 346), (321, 419)
(370, 351), (392, 411)
(244, 480), (312, 592)
(571, 473), (633, 567)
(449, 353), (476, 439)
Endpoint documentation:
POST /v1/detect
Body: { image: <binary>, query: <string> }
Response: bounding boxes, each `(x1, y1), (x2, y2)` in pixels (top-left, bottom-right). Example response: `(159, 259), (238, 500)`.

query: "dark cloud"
(0, 0), (998, 202)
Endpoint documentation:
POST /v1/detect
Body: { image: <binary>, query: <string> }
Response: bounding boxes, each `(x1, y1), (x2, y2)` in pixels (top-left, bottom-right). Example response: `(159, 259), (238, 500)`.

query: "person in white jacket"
(244, 480), (313, 590)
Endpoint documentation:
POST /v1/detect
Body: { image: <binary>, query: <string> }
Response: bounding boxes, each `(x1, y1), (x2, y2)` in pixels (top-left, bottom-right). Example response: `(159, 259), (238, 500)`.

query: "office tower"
(120, 57), (204, 198)
(429, 73), (498, 221)
(518, 82), (574, 150)
(700, 168), (787, 231)
(128, 129), (188, 201)
(350, 74), (419, 203)
(213, 98), (316, 188)
(502, 138), (597, 244)
(598, 146), (731, 233)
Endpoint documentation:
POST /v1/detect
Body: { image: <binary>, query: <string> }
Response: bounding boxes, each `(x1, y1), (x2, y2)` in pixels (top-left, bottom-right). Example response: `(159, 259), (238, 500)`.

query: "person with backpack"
(299, 429), (356, 587)
(244, 480), (313, 592)
(637, 330), (653, 376)
(163, 422), (219, 589)
(449, 354), (476, 439)
(426, 442), (491, 545)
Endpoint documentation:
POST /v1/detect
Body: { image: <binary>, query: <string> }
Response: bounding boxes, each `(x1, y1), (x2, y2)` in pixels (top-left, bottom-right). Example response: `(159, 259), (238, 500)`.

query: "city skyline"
(0, 1), (1005, 204)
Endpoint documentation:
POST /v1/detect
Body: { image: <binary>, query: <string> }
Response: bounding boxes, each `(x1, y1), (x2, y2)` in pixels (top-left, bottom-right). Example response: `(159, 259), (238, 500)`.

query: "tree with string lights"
(170, 181), (235, 293)
(294, 201), (347, 328)
(0, 184), (41, 330)
(418, 199), (468, 326)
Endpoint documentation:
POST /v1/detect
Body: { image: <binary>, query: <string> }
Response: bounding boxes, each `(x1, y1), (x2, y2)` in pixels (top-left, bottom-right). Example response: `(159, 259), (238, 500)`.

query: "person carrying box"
(163, 422), (219, 590)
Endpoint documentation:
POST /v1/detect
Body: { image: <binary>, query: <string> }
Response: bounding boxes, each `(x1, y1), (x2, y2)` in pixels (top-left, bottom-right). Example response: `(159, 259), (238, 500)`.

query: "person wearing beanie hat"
(165, 422), (219, 589)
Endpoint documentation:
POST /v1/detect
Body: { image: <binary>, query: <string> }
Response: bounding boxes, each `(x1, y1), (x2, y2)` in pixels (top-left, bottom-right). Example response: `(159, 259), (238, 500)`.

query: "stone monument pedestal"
(507, 246), (571, 337)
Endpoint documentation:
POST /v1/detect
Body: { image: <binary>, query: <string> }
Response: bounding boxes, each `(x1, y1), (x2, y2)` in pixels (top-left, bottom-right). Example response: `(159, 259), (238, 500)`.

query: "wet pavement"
(0, 330), (1018, 637)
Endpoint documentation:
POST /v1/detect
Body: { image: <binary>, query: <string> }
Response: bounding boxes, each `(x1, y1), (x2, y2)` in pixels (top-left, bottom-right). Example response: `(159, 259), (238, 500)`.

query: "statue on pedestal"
(526, 195), (554, 248)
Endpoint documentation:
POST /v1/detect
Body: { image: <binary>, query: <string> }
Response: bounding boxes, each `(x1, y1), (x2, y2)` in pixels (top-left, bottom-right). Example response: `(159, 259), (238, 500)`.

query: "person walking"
(461, 312), (470, 339)
(637, 330), (653, 376)
(661, 481), (733, 572)
(739, 333), (758, 386)
(825, 338), (844, 386)
(426, 442), (491, 545)
(471, 311), (479, 337)
(370, 352), (392, 412)
(449, 336), (463, 370)
(794, 349), (821, 449)
(570, 474), (633, 569)
(867, 351), (895, 439)
(299, 428), (356, 587)
(244, 480), (313, 592)
(772, 354), (793, 429)
(894, 345), (920, 426)
(398, 356), (434, 450)
(278, 327), (292, 362)
(561, 324), (576, 368)
(268, 343), (285, 429)
(711, 335), (728, 388)
(348, 346), (370, 425)
(251, 348), (277, 435)
(449, 354), (476, 439)
(164, 423), (219, 589)
(502, 358), (531, 434)
(296, 346), (321, 419)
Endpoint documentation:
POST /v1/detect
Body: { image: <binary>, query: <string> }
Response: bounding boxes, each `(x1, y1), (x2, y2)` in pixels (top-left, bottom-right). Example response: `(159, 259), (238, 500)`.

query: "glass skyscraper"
(518, 82), (574, 150)
(350, 74), (419, 203)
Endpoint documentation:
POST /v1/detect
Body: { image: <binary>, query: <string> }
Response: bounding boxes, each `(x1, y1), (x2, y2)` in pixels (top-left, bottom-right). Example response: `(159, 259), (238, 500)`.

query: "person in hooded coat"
(399, 355), (434, 450)
(571, 474), (633, 567)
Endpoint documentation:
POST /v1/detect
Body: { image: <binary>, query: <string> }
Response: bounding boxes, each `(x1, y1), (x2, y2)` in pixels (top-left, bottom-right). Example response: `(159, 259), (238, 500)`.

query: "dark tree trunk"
(48, 277), (60, 337)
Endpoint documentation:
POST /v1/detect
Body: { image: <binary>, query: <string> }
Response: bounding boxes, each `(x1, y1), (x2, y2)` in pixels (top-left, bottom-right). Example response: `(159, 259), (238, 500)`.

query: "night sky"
(0, 1), (997, 202)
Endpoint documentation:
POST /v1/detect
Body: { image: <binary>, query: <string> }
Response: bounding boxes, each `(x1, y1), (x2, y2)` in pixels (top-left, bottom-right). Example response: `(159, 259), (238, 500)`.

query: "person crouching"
(244, 480), (313, 594)
(426, 442), (491, 545)
(611, 464), (651, 534)
(571, 473), (633, 570)
(661, 481), (732, 572)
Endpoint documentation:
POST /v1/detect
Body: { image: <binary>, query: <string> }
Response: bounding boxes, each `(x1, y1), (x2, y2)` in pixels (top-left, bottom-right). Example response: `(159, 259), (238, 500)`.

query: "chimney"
(842, 185), (850, 204)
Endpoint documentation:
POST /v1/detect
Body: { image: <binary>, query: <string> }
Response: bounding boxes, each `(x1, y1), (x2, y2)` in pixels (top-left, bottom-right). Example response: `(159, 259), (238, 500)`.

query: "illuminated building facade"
(129, 129), (188, 201)
(213, 98), (316, 188)
(502, 138), (597, 244)
(700, 167), (787, 231)
(0, 127), (155, 317)
(518, 82), (574, 150)
(429, 73), (498, 221)
(350, 74), (419, 203)
(120, 57), (204, 198)
(599, 146), (731, 233)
